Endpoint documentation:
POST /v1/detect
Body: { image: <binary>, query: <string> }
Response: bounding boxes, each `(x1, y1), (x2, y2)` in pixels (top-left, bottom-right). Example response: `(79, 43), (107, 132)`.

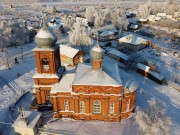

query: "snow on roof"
(148, 71), (164, 81)
(139, 18), (148, 22)
(100, 30), (115, 37)
(27, 26), (35, 31)
(33, 73), (60, 79)
(51, 73), (75, 94)
(109, 50), (129, 61)
(119, 34), (147, 45)
(32, 45), (59, 51)
(36, 25), (55, 39)
(129, 24), (139, 29)
(72, 62), (122, 86)
(157, 13), (166, 17)
(48, 22), (62, 30)
(91, 44), (104, 52)
(12, 111), (42, 129)
(137, 63), (150, 72)
(109, 28), (118, 33)
(148, 15), (156, 21)
(60, 45), (79, 58)
(125, 80), (139, 92)
(155, 16), (161, 21)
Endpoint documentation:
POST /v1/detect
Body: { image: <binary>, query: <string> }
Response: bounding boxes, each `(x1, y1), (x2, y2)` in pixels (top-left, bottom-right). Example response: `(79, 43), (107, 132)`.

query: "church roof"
(72, 62), (122, 86)
(51, 73), (75, 94)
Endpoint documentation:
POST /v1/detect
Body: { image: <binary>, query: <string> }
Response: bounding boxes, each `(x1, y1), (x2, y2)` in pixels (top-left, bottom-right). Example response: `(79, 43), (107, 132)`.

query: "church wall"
(72, 85), (122, 94)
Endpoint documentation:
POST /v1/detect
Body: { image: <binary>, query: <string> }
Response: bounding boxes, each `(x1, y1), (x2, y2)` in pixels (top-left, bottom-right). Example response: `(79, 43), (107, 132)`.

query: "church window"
(64, 100), (69, 111)
(42, 58), (49, 71)
(94, 100), (101, 113)
(80, 101), (85, 113)
(110, 102), (114, 114)
(126, 99), (130, 112)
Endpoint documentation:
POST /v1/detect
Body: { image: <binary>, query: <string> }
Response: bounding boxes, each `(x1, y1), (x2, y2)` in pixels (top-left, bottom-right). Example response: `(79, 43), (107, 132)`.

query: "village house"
(92, 29), (117, 42)
(33, 20), (138, 122)
(136, 63), (164, 84)
(118, 34), (151, 51)
(60, 44), (82, 67)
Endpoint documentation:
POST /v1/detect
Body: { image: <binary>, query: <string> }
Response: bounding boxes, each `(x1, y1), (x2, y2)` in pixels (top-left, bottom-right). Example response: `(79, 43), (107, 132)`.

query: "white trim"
(110, 102), (114, 114)
(80, 101), (85, 113)
(64, 100), (69, 111)
(93, 100), (101, 114)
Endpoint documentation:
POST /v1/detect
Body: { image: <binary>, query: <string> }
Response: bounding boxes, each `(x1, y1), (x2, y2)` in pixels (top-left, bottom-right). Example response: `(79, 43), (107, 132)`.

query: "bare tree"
(135, 98), (172, 135)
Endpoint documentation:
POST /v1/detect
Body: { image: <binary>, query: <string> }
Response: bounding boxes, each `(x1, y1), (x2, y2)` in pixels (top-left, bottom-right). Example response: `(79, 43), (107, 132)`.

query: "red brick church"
(33, 19), (138, 122)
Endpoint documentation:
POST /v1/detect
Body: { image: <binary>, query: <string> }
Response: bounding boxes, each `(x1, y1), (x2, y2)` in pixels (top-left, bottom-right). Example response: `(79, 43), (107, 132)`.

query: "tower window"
(42, 58), (49, 71)
(80, 101), (85, 113)
(126, 99), (130, 112)
(110, 102), (114, 114)
(64, 100), (69, 111)
(94, 100), (101, 114)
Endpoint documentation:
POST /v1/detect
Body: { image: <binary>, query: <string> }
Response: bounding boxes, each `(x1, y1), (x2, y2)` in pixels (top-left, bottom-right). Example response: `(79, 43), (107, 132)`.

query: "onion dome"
(90, 43), (104, 60)
(35, 19), (57, 48)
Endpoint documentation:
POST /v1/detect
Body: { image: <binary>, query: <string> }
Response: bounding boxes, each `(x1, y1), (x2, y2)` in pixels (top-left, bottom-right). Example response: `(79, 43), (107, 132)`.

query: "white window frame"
(126, 99), (130, 112)
(94, 100), (101, 114)
(64, 100), (69, 111)
(110, 102), (114, 114)
(80, 101), (85, 113)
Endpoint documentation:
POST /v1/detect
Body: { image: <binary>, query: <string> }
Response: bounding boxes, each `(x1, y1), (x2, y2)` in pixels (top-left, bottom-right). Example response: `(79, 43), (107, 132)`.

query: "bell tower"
(33, 18), (64, 106)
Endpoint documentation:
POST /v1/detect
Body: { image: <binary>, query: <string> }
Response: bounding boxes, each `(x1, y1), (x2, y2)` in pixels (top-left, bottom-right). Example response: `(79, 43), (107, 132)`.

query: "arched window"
(126, 99), (130, 112)
(42, 58), (49, 71)
(80, 101), (85, 113)
(94, 100), (101, 113)
(110, 102), (114, 114)
(64, 100), (69, 111)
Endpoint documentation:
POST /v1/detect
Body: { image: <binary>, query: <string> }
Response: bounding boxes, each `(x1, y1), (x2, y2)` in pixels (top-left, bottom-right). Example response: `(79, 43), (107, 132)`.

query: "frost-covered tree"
(138, 4), (150, 19)
(85, 6), (96, 24)
(0, 20), (29, 49)
(111, 9), (128, 30)
(135, 98), (172, 135)
(94, 9), (105, 29)
(61, 14), (76, 32)
(68, 21), (92, 52)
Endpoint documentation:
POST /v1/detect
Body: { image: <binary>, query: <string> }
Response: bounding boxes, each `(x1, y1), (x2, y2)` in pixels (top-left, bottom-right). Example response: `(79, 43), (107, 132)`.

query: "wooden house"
(60, 45), (82, 67)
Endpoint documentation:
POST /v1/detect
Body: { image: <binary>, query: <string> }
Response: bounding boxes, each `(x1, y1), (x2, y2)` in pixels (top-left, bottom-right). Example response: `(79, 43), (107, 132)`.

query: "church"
(33, 19), (137, 122)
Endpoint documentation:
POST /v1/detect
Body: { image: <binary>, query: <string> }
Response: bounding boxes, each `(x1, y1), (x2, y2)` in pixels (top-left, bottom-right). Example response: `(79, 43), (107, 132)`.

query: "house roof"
(51, 73), (75, 93)
(157, 13), (166, 17)
(12, 111), (42, 129)
(119, 34), (147, 45)
(108, 50), (129, 61)
(137, 63), (150, 72)
(72, 62), (122, 86)
(100, 30), (114, 37)
(60, 45), (79, 58)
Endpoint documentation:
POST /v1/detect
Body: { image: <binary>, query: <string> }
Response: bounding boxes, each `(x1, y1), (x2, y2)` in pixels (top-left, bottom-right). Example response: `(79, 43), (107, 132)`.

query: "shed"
(136, 63), (164, 84)
(60, 45), (82, 67)
(108, 50), (129, 63)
